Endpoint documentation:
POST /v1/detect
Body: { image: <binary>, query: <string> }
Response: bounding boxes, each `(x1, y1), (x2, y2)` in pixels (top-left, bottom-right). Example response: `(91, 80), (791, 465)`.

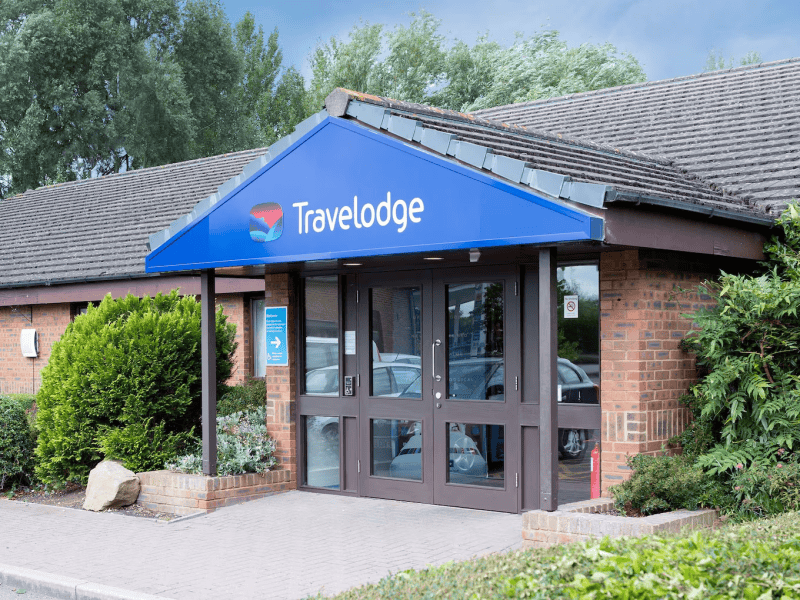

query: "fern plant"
(683, 203), (800, 474)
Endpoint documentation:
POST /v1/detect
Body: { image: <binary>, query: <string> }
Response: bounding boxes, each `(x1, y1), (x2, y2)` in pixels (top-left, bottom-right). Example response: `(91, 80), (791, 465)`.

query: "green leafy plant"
(217, 378), (266, 416)
(166, 406), (276, 476)
(609, 452), (718, 515)
(0, 395), (36, 489)
(730, 451), (800, 518)
(317, 512), (800, 600)
(35, 291), (237, 484)
(682, 203), (800, 475)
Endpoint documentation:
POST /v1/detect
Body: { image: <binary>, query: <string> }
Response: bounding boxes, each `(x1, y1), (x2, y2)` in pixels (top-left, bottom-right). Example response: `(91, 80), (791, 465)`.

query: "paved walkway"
(0, 492), (523, 599)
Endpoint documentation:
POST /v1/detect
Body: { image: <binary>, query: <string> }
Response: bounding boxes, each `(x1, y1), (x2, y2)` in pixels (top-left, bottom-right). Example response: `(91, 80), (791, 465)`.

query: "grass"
(315, 512), (800, 599)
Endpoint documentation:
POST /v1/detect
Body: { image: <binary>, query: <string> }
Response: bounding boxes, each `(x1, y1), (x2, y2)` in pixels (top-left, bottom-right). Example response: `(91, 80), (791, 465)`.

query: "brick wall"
(0, 293), (254, 396)
(263, 273), (297, 487)
(598, 249), (716, 494)
(0, 304), (71, 395)
(216, 293), (251, 386)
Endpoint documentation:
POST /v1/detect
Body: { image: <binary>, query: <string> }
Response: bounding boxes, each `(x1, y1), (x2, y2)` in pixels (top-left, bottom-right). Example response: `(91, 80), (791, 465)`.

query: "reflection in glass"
(371, 419), (422, 480)
(370, 287), (422, 397)
(304, 276), (339, 396)
(447, 282), (504, 401)
(306, 416), (340, 489)
(558, 428), (600, 504)
(557, 359), (599, 405)
(557, 264), (599, 393)
(446, 423), (504, 488)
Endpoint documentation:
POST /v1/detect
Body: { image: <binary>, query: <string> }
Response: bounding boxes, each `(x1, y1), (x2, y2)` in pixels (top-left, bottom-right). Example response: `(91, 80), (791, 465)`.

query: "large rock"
(83, 460), (140, 511)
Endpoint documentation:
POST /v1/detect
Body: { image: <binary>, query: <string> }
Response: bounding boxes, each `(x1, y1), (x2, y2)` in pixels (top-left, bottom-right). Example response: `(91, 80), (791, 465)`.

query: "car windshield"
(448, 361), (501, 399)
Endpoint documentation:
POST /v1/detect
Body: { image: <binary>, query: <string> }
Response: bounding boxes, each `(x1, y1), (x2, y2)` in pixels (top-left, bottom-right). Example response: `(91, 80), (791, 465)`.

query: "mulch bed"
(5, 482), (175, 521)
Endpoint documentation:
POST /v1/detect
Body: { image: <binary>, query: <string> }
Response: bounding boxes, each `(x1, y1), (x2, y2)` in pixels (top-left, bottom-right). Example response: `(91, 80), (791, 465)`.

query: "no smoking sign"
(564, 295), (579, 319)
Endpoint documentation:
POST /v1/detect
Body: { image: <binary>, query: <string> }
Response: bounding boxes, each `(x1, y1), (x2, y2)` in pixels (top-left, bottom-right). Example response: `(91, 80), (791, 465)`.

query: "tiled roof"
(0, 149), (268, 287)
(328, 88), (768, 219)
(472, 58), (800, 214)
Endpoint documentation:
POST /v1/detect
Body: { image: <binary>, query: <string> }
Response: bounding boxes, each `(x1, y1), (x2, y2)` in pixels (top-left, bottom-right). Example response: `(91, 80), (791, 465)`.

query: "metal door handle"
(432, 339), (442, 381)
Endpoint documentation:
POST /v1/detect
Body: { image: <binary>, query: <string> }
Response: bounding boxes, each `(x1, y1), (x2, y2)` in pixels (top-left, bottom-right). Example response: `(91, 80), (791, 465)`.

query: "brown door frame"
(357, 270), (434, 504)
(431, 266), (520, 513)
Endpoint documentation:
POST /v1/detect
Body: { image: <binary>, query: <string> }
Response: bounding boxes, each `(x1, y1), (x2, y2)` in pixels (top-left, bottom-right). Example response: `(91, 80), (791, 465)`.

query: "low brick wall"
(523, 498), (718, 548)
(137, 469), (292, 516)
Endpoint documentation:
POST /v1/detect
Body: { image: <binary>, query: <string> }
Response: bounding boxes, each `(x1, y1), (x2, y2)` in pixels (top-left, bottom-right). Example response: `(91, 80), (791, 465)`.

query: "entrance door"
(358, 268), (519, 512)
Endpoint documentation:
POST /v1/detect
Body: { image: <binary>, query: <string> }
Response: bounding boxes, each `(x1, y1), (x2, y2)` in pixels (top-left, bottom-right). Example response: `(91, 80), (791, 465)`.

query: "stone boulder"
(83, 460), (140, 511)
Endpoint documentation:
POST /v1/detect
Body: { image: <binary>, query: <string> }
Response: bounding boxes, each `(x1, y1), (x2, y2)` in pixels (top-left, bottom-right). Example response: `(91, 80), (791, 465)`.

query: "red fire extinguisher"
(590, 442), (601, 499)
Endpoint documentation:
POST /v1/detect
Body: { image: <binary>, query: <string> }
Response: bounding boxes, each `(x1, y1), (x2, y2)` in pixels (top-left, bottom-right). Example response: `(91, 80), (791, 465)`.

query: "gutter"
(604, 190), (775, 228)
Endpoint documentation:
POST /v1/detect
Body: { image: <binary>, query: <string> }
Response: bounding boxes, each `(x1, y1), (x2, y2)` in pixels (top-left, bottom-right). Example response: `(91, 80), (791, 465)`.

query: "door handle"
(432, 339), (442, 381)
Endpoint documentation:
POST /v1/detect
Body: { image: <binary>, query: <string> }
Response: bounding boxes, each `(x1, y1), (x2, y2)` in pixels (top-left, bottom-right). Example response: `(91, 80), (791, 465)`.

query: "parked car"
(304, 362), (421, 397)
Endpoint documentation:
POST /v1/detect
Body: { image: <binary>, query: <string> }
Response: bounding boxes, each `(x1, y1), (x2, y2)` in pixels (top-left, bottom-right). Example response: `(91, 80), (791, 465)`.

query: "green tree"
(0, 1), (306, 197)
(306, 13), (646, 113)
(704, 49), (762, 72)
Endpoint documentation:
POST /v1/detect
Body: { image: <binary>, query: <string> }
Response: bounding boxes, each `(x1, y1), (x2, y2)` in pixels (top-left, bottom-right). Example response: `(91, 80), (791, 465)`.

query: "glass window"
(370, 287), (422, 398)
(558, 428), (600, 504)
(371, 419), (422, 480)
(306, 416), (340, 489)
(447, 282), (504, 401)
(557, 265), (599, 388)
(304, 276), (339, 395)
(251, 298), (266, 377)
(446, 423), (504, 488)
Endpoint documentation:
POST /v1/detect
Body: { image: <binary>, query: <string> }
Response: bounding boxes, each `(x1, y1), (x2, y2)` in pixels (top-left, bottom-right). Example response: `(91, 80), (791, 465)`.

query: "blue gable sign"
(145, 116), (603, 273)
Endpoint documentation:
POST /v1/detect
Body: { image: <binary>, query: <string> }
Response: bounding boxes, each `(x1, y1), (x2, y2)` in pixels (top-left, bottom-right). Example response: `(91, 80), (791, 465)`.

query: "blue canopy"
(146, 116), (603, 272)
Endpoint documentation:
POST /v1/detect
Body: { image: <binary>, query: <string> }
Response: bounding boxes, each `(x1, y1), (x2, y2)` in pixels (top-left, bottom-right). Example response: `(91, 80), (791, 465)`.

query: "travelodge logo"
(249, 202), (284, 242)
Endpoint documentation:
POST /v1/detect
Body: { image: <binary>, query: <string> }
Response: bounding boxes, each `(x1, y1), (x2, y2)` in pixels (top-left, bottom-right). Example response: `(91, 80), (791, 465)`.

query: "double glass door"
(358, 268), (519, 512)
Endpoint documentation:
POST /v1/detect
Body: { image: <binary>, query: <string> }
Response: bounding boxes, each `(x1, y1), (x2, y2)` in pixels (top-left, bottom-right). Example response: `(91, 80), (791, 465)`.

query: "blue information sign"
(264, 306), (288, 366)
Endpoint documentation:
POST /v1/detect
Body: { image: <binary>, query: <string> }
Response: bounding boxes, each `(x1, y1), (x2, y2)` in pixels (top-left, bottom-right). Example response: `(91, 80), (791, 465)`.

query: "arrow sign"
(264, 307), (288, 366)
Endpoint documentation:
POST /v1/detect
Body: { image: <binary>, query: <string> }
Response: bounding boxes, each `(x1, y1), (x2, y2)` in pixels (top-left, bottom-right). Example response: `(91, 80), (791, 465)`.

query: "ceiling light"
(343, 262), (362, 266)
(423, 256), (444, 261)
(469, 248), (481, 263)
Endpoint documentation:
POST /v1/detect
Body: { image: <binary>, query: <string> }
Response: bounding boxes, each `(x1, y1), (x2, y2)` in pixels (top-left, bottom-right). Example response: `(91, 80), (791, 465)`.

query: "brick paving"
(0, 492), (523, 599)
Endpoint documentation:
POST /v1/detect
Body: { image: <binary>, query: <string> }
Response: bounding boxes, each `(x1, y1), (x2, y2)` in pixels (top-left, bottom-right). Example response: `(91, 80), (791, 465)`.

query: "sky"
(222, 0), (800, 84)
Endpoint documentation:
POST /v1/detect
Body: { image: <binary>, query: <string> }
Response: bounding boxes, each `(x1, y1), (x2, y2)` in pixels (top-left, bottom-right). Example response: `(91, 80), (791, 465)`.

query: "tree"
(0, 2), (306, 198)
(306, 13), (647, 113)
(0, 0), (186, 196)
(704, 49), (762, 72)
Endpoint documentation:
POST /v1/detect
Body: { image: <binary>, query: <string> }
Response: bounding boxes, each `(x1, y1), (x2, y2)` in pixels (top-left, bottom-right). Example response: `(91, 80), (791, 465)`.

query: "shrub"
(730, 452), (800, 518)
(35, 291), (237, 484)
(217, 378), (266, 416)
(0, 396), (36, 489)
(682, 203), (800, 474)
(166, 406), (276, 476)
(610, 452), (714, 515)
(320, 512), (800, 600)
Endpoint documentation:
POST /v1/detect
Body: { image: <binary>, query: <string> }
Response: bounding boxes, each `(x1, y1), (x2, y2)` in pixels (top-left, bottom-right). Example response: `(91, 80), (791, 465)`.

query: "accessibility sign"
(264, 306), (288, 366)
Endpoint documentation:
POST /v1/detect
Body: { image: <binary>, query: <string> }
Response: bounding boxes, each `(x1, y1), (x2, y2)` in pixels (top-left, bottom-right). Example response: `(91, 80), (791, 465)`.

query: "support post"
(201, 269), (217, 476)
(539, 248), (558, 510)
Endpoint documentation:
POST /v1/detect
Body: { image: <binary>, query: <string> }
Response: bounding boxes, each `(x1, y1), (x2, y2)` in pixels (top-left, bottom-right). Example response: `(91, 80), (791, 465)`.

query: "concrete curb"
(0, 564), (175, 600)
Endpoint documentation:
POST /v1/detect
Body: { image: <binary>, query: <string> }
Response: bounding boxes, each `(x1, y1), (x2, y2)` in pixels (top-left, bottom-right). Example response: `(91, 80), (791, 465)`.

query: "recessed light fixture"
(343, 262), (362, 266)
(423, 256), (444, 261)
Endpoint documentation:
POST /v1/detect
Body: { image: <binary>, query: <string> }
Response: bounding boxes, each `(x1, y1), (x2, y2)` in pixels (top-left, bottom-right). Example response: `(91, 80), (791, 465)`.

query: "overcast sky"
(222, 0), (799, 84)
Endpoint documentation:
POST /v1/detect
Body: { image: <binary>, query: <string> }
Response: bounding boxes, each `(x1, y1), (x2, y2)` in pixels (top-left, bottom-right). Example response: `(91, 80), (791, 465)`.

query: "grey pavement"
(0, 492), (523, 599)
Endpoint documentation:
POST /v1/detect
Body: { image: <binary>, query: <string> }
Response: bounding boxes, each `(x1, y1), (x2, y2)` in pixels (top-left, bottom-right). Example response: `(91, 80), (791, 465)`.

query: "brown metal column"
(201, 269), (217, 476)
(539, 248), (558, 510)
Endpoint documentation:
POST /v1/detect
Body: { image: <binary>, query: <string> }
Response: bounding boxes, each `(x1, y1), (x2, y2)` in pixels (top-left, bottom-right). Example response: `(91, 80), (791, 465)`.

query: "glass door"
(358, 267), (519, 512)
(432, 269), (519, 512)
(358, 272), (434, 503)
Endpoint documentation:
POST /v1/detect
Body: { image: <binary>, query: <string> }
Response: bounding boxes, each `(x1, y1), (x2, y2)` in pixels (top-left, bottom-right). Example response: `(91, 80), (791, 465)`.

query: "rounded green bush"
(35, 291), (236, 483)
(0, 396), (36, 489)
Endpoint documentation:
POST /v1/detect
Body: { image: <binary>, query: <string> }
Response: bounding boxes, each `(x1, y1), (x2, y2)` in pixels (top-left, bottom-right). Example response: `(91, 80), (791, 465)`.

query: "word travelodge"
(293, 192), (424, 234)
